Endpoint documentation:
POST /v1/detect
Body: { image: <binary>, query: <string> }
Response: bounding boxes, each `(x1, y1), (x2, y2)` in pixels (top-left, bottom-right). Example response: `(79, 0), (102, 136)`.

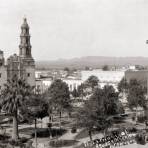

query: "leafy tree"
(85, 75), (99, 90)
(64, 67), (70, 72)
(127, 79), (147, 122)
(102, 65), (109, 71)
(48, 79), (71, 128)
(77, 99), (99, 140)
(77, 85), (123, 140)
(118, 77), (129, 93)
(85, 66), (90, 70)
(102, 85), (124, 115)
(72, 68), (77, 72)
(20, 93), (48, 148)
(0, 76), (32, 141)
(77, 83), (86, 99)
(71, 87), (79, 98)
(24, 93), (49, 127)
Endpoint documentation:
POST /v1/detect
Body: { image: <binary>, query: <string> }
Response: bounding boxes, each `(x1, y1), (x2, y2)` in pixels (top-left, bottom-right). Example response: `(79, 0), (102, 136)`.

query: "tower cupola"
(21, 18), (29, 29)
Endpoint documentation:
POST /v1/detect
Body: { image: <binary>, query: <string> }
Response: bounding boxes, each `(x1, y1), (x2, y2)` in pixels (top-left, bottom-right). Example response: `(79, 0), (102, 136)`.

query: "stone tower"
(7, 18), (35, 86)
(19, 18), (35, 86)
(19, 18), (32, 58)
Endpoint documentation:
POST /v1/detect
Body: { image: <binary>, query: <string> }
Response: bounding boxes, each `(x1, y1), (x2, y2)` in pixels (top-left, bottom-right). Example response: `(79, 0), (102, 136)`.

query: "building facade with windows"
(0, 18), (35, 90)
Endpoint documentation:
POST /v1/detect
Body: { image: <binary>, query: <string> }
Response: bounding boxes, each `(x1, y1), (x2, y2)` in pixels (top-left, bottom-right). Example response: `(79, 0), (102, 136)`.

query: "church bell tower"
(19, 18), (35, 86)
(6, 18), (35, 87)
(19, 18), (32, 58)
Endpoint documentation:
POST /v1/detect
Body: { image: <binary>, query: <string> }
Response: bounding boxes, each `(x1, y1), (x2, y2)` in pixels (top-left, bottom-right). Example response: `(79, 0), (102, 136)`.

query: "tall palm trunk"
(35, 119), (37, 148)
(135, 107), (138, 124)
(49, 114), (53, 123)
(59, 111), (62, 129)
(88, 129), (92, 141)
(12, 111), (18, 141)
(41, 118), (42, 128)
(48, 108), (53, 123)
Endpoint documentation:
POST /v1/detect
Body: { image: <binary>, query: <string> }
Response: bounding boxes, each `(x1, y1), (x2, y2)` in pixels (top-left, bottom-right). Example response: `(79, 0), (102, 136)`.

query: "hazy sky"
(0, 0), (148, 60)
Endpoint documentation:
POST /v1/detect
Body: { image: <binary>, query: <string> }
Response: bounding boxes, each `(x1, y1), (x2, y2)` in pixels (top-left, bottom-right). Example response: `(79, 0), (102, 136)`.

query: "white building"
(35, 69), (125, 93)
(81, 69), (125, 90)
(63, 79), (83, 91)
(36, 78), (52, 93)
(36, 78), (83, 93)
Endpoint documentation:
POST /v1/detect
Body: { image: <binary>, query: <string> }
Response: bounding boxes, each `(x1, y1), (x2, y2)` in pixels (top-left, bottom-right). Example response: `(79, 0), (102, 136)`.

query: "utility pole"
(145, 40), (148, 121)
(35, 118), (37, 148)
(146, 40), (148, 98)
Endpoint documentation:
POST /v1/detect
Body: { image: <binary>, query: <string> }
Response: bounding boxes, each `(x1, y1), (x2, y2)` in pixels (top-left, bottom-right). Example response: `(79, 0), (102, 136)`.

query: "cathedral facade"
(0, 18), (35, 90)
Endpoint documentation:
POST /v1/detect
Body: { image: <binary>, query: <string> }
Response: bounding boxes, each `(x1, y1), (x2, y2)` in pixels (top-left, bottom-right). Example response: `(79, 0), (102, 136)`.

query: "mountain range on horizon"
(36, 56), (148, 70)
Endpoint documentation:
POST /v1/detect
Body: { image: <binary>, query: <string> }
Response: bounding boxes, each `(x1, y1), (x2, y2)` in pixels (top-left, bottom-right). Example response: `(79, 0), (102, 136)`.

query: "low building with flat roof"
(81, 69), (125, 90)
(125, 70), (148, 87)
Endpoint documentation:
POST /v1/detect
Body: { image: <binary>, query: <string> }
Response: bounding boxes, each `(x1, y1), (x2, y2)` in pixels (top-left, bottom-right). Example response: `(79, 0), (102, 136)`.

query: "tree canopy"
(77, 85), (124, 139)
(85, 75), (99, 90)
(71, 87), (79, 98)
(0, 76), (33, 141)
(48, 79), (71, 111)
(23, 93), (49, 121)
(102, 65), (109, 71)
(118, 77), (129, 93)
(47, 79), (71, 128)
(77, 83), (86, 98)
(127, 79), (147, 110)
(64, 67), (70, 72)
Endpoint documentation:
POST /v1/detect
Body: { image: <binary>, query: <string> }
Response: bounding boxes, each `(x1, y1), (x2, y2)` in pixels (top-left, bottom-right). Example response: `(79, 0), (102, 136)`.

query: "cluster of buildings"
(34, 69), (124, 93)
(36, 67), (148, 94)
(0, 18), (148, 95)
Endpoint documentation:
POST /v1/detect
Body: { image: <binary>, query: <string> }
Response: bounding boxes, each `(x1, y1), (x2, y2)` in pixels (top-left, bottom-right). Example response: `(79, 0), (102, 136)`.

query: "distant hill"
(36, 56), (148, 70)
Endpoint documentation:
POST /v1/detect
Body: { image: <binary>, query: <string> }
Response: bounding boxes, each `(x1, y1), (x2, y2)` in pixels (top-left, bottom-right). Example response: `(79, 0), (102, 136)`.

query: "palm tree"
(1, 76), (32, 141)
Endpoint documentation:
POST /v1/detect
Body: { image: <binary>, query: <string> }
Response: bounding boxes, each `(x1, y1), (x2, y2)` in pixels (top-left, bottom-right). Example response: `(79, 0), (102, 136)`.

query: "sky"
(0, 0), (148, 61)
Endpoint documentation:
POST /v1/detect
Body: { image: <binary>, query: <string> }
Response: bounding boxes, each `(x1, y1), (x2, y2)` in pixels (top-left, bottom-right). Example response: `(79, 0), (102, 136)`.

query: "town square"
(0, 0), (148, 148)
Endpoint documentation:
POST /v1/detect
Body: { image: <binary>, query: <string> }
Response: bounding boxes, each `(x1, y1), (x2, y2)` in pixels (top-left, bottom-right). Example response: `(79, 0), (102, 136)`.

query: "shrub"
(49, 140), (78, 147)
(73, 144), (85, 148)
(75, 129), (88, 139)
(0, 134), (10, 141)
(137, 115), (146, 123)
(7, 138), (31, 147)
(71, 127), (77, 133)
(135, 133), (146, 145)
(9, 140), (24, 146)
(31, 128), (67, 138)
(50, 128), (67, 138)
(31, 128), (50, 137)
(20, 137), (28, 143)
(0, 144), (7, 148)
(113, 116), (125, 123)
(132, 116), (135, 121)
(127, 127), (137, 133)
